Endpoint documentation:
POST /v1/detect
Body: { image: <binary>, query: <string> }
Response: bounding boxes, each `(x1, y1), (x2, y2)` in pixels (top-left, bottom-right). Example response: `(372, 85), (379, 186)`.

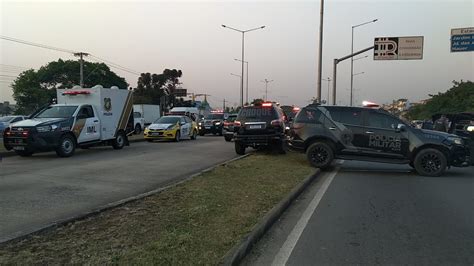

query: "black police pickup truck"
(233, 102), (286, 155)
(288, 105), (471, 176)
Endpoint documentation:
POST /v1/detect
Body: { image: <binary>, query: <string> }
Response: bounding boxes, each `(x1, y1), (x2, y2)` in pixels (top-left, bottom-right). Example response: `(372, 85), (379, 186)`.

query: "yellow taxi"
(144, 115), (198, 142)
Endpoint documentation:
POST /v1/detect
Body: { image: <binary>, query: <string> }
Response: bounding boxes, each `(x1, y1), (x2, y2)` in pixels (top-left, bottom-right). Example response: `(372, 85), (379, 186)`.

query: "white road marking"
(272, 163), (342, 266)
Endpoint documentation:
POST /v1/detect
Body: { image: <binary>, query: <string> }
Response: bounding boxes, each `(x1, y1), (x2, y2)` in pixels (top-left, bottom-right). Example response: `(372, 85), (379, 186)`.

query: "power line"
(0, 74), (18, 78)
(0, 35), (77, 54)
(89, 55), (141, 75)
(0, 64), (28, 70)
(1, 35), (141, 76)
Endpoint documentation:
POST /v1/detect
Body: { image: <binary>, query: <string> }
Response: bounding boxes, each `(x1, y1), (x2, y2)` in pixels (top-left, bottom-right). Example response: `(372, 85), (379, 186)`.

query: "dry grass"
(0, 151), (314, 265)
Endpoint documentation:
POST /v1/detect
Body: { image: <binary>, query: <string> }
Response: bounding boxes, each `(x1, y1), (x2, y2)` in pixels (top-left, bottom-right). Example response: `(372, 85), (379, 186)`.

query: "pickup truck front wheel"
(56, 134), (76, 157)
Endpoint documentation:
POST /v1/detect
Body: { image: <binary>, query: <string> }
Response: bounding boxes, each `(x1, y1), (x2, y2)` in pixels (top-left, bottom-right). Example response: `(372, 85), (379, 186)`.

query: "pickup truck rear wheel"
(224, 135), (232, 142)
(235, 141), (246, 155)
(56, 135), (76, 157)
(306, 141), (334, 169)
(414, 148), (447, 176)
(112, 131), (126, 150)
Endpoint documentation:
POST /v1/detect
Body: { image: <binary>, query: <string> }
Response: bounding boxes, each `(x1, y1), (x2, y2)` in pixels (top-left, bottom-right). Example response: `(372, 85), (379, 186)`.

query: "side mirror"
(396, 124), (406, 132)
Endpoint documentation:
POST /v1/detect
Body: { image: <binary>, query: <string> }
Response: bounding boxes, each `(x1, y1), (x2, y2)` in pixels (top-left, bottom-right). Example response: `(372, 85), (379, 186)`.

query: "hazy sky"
(1, 0), (473, 109)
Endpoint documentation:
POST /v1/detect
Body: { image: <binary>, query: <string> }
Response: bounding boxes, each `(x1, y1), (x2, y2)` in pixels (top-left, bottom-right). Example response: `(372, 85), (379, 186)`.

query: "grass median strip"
(0, 151), (314, 264)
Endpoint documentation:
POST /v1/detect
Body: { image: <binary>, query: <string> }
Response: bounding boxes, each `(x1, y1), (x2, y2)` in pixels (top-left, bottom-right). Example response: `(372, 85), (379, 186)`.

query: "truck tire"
(224, 135), (232, 142)
(134, 124), (142, 135)
(219, 127), (223, 136)
(112, 131), (126, 150)
(15, 150), (33, 157)
(56, 134), (76, 157)
(306, 141), (334, 169)
(414, 148), (447, 177)
(235, 141), (246, 155)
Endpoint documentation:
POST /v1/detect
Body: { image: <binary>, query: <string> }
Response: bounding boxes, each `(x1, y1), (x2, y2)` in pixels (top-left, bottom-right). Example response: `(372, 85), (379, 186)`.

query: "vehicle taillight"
(262, 102), (272, 107)
(234, 120), (241, 126)
(271, 119), (282, 127)
(22, 131), (29, 137)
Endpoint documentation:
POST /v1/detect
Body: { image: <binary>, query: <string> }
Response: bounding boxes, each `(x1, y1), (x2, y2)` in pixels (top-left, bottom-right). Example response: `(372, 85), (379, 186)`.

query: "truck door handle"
(365, 131), (374, 134)
(93, 120), (99, 123)
(328, 127), (336, 130)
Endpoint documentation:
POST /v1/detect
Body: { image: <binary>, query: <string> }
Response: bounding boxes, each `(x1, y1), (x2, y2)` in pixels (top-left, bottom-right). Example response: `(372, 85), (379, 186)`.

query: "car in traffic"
(233, 102), (286, 155)
(144, 115), (198, 142)
(288, 104), (471, 176)
(223, 114), (237, 142)
(198, 111), (226, 136)
(0, 116), (28, 134)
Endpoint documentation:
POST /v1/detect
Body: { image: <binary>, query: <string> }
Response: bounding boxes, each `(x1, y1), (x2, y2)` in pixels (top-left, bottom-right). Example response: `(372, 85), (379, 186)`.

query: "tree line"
(407, 80), (474, 120)
(10, 59), (186, 115)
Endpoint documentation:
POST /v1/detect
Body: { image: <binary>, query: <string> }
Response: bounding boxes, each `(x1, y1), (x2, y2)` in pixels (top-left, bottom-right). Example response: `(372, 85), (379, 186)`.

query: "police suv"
(288, 105), (471, 176)
(3, 85), (133, 157)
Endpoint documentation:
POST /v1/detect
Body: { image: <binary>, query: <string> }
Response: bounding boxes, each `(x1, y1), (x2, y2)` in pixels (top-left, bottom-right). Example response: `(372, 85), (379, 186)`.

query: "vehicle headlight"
(36, 125), (52, 132)
(198, 122), (202, 126)
(215, 122), (221, 125)
(467, 126), (474, 132)
(446, 136), (463, 145)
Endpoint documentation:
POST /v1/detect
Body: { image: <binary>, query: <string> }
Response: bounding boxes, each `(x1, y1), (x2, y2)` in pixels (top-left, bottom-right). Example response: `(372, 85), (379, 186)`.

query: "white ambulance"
(3, 85), (134, 157)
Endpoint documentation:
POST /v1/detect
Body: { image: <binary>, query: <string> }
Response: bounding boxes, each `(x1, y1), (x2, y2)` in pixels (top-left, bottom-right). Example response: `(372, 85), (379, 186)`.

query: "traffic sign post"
(451, 27), (474, 52)
(374, 36), (424, 60)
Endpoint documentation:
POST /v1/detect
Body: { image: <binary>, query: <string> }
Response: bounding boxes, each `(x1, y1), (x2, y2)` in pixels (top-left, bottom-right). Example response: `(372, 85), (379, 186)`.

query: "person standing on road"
(434, 114), (450, 132)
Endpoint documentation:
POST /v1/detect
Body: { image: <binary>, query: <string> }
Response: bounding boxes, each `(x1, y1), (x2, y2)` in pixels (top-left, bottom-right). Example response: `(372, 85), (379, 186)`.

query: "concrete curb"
(0, 137), (146, 158)
(0, 153), (250, 246)
(221, 168), (322, 266)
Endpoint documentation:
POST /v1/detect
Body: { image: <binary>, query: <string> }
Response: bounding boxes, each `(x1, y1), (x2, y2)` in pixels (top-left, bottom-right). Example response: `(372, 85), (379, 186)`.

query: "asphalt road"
(245, 161), (474, 265)
(0, 136), (236, 243)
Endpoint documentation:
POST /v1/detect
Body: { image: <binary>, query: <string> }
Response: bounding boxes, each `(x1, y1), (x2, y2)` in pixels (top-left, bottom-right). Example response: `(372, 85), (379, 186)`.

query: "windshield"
(154, 116), (180, 124)
(0, 116), (14, 122)
(35, 106), (78, 118)
(226, 115), (237, 122)
(205, 114), (224, 120)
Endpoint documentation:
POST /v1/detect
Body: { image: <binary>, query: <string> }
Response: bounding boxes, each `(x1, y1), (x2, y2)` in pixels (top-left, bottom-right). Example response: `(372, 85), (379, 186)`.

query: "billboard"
(451, 27), (474, 52)
(374, 36), (424, 60)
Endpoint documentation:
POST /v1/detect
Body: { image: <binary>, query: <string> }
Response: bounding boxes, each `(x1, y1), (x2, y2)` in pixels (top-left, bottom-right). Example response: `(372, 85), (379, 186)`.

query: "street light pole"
(234, 59), (249, 104)
(350, 18), (378, 106)
(222, 24), (265, 107)
(316, 0), (324, 103)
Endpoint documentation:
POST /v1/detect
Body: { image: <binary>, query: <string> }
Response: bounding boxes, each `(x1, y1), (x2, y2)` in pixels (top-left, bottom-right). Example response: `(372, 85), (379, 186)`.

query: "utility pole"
(316, 0), (324, 103)
(261, 79), (274, 101)
(74, 52), (89, 87)
(223, 98), (226, 111)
